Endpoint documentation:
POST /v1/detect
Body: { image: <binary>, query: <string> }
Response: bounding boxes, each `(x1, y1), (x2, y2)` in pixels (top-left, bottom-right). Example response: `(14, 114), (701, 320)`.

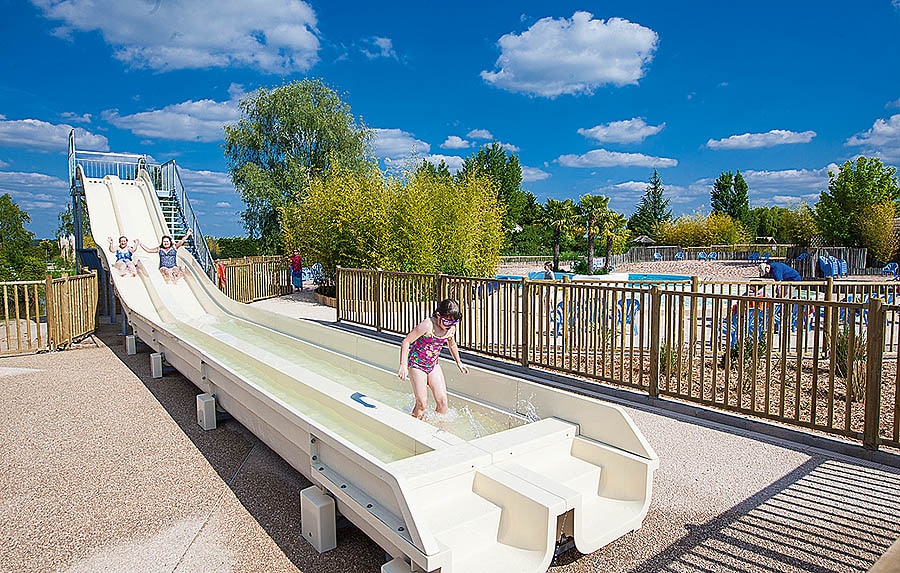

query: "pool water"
(627, 273), (690, 282)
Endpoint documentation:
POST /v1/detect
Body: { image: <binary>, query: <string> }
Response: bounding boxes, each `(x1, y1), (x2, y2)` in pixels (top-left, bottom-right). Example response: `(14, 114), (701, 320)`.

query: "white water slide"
(82, 169), (659, 573)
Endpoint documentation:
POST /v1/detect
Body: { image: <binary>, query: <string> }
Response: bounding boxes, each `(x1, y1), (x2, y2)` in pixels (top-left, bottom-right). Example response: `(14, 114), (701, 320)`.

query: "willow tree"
(224, 79), (372, 253)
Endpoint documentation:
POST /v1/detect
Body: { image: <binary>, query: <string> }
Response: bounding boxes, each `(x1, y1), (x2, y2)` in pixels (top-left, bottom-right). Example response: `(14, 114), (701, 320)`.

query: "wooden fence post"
(335, 266), (342, 323)
(863, 297), (885, 450)
(44, 275), (56, 349)
(521, 278), (530, 368)
(648, 286), (662, 398)
(690, 276), (699, 347)
(823, 276), (835, 354)
(375, 268), (383, 332)
(61, 274), (72, 348)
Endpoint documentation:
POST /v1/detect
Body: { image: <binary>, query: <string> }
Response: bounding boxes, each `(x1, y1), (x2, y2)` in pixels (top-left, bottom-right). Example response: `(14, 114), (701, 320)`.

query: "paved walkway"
(1, 292), (899, 572)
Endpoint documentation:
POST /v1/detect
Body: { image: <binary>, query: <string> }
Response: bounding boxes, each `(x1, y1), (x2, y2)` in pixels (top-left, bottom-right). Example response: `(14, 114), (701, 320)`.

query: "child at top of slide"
(397, 298), (468, 419)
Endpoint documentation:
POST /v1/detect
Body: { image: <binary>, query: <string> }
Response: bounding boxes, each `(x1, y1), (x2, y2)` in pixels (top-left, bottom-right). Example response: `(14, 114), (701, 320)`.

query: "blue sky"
(3, 0), (900, 239)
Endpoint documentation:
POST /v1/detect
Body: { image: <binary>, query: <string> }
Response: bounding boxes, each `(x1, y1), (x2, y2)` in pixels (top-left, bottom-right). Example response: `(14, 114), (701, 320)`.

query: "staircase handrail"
(158, 160), (214, 275)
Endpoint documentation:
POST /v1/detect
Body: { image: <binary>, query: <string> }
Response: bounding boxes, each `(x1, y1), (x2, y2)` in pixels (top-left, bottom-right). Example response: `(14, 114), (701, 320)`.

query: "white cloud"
(741, 167), (830, 205)
(886, 98), (900, 109)
(32, 0), (320, 73)
(422, 154), (464, 173)
(60, 112), (91, 124)
(0, 159), (8, 169)
(441, 136), (471, 149)
(467, 129), (493, 140)
(372, 128), (430, 159)
(362, 37), (396, 59)
(178, 167), (239, 198)
(481, 11), (658, 97)
(102, 96), (241, 143)
(578, 117), (664, 144)
(557, 148), (677, 168)
(215, 201), (231, 208)
(0, 118), (108, 152)
(521, 166), (550, 182)
(845, 114), (900, 160)
(0, 170), (70, 217)
(498, 142), (520, 153)
(707, 129), (816, 150)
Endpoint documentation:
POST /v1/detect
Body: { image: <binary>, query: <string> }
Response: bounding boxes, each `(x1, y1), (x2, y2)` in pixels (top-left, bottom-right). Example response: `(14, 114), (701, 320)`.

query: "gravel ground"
(2, 292), (899, 572)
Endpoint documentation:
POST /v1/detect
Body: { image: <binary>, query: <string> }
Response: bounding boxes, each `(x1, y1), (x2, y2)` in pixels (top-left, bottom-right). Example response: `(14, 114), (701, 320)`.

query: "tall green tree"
(816, 156), (900, 252)
(732, 170), (750, 227)
(0, 193), (32, 254)
(710, 170), (751, 225)
(223, 78), (372, 253)
(0, 194), (42, 281)
(457, 143), (526, 233)
(540, 198), (578, 271)
(627, 169), (672, 239)
(710, 171), (734, 216)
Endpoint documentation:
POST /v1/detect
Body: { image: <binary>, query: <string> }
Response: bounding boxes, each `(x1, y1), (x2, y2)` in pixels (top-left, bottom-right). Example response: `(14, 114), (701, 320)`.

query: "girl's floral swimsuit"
(159, 247), (177, 269)
(115, 247), (133, 263)
(408, 320), (455, 374)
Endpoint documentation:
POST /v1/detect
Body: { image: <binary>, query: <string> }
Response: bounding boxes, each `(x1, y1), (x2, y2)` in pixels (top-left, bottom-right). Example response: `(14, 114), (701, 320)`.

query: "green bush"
(215, 236), (260, 259)
(657, 212), (749, 247)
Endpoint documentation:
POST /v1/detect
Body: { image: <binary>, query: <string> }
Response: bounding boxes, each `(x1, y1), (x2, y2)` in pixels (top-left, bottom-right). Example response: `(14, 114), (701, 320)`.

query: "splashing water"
(518, 392), (542, 422)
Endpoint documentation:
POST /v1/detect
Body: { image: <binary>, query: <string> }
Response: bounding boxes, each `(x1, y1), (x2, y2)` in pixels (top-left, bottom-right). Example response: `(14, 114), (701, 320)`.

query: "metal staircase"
(68, 130), (214, 276)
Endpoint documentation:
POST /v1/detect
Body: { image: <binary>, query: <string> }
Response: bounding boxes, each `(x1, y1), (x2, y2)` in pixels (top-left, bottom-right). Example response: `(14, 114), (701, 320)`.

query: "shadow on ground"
(94, 323), (384, 573)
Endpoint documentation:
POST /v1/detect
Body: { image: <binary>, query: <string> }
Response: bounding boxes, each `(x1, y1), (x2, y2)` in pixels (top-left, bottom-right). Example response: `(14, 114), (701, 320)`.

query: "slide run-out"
(83, 168), (659, 573)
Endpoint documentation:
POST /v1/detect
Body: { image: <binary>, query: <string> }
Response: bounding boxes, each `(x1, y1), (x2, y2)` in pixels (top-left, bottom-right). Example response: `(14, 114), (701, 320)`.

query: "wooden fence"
(336, 267), (900, 451)
(215, 256), (291, 303)
(1, 272), (99, 355)
(608, 245), (868, 277)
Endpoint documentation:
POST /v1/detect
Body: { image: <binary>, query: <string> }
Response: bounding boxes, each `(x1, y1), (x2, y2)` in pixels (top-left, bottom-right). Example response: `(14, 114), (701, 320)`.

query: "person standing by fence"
(397, 299), (468, 419)
(289, 249), (303, 292)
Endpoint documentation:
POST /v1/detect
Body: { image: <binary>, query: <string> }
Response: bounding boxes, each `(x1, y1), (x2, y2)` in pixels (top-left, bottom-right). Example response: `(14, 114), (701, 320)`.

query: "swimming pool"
(626, 273), (691, 282)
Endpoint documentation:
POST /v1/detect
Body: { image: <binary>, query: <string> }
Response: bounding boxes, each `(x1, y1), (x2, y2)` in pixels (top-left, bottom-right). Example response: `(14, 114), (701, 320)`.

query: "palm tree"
(578, 194), (610, 273)
(540, 198), (578, 271)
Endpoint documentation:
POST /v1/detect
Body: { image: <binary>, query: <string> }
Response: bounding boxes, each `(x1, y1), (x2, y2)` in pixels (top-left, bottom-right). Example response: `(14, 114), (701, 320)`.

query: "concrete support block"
(300, 486), (337, 553)
(125, 335), (137, 355)
(197, 393), (217, 430)
(381, 557), (414, 573)
(150, 352), (163, 378)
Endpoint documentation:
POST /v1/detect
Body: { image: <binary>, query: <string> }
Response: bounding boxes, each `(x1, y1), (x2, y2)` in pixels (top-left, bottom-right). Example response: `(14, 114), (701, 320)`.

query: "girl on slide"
(138, 229), (192, 283)
(107, 235), (138, 277)
(397, 298), (468, 419)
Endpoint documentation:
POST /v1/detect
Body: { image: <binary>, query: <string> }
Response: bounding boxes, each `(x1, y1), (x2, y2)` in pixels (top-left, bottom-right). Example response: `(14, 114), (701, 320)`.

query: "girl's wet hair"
(434, 298), (461, 321)
(119, 235), (128, 242)
(159, 235), (173, 248)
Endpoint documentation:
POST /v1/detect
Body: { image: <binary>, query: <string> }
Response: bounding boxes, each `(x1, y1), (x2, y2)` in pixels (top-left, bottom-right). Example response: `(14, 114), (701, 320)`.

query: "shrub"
(656, 211), (749, 247)
(834, 323), (867, 402)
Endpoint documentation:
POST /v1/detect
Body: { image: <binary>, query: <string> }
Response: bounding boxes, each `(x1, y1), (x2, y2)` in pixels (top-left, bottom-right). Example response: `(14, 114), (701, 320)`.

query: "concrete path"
(1, 291), (898, 572)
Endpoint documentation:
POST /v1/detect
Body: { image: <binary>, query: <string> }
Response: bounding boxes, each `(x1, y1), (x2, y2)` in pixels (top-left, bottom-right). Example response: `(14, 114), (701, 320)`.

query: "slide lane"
(81, 169), (659, 572)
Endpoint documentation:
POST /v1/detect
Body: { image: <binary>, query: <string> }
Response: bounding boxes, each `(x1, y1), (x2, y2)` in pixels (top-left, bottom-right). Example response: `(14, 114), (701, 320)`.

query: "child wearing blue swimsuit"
(107, 235), (138, 277)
